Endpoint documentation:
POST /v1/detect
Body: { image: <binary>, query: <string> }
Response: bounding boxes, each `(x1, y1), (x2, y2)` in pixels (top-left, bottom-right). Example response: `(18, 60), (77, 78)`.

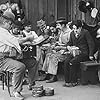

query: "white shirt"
(0, 27), (21, 53)
(59, 28), (72, 44)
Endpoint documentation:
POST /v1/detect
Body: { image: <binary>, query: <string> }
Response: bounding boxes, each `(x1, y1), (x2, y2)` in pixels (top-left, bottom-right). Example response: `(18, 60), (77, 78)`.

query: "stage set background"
(0, 0), (100, 31)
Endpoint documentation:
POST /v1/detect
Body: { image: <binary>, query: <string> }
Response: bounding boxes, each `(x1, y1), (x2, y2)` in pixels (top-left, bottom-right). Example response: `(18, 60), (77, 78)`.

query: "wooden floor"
(0, 77), (100, 100)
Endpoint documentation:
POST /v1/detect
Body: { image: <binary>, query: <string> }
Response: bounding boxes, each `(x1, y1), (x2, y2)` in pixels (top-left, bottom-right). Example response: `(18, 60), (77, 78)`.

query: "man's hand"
(89, 56), (94, 61)
(54, 46), (61, 51)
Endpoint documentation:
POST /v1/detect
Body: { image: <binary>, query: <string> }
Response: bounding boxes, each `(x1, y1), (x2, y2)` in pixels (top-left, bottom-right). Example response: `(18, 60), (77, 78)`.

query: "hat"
(2, 10), (15, 22)
(78, 1), (87, 13)
(56, 17), (67, 24)
(0, 4), (7, 11)
(14, 20), (23, 29)
(37, 19), (46, 27)
(23, 20), (31, 27)
(86, 1), (94, 12)
(50, 21), (56, 27)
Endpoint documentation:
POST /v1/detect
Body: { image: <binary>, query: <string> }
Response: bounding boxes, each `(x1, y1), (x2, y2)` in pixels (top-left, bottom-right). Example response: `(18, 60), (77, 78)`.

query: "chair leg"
(2, 75), (5, 90)
(6, 71), (11, 97)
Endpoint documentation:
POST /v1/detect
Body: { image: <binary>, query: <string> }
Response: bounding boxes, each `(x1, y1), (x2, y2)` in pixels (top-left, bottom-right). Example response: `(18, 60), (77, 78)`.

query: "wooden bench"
(80, 61), (100, 85)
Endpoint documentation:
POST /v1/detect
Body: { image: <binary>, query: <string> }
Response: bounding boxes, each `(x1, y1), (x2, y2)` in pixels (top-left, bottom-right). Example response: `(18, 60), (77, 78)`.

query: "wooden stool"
(0, 71), (11, 97)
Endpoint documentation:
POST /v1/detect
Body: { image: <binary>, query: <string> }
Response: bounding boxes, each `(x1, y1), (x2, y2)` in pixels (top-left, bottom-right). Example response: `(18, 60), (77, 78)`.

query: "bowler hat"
(56, 17), (67, 24)
(50, 21), (56, 27)
(23, 20), (31, 27)
(2, 10), (15, 22)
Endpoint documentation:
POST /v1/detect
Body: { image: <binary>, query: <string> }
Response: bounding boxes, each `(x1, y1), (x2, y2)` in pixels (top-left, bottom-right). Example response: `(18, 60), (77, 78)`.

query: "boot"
(46, 75), (58, 83)
(37, 74), (51, 81)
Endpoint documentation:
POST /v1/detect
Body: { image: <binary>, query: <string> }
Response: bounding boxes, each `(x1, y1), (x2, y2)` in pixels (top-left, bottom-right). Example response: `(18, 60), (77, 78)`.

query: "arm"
(18, 36), (32, 45)
(66, 32), (73, 46)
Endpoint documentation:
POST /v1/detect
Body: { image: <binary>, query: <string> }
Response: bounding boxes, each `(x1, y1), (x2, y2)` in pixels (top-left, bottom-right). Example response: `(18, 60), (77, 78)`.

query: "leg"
(47, 54), (59, 75)
(63, 54), (73, 83)
(1, 58), (26, 99)
(21, 58), (38, 86)
(69, 54), (89, 83)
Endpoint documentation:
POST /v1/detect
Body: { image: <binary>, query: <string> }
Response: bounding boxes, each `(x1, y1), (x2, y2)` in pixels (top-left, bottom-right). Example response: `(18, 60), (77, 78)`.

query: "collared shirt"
(59, 28), (72, 44)
(0, 27), (21, 54)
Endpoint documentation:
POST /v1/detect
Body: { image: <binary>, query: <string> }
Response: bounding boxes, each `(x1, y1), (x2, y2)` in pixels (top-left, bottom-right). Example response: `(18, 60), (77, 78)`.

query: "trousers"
(0, 57), (25, 92)
(63, 53), (89, 83)
(0, 57), (38, 92)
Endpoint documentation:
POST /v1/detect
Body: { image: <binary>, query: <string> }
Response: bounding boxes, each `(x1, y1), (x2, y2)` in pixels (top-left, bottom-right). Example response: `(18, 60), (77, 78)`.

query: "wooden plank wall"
(0, 0), (100, 30)
(21, 0), (57, 31)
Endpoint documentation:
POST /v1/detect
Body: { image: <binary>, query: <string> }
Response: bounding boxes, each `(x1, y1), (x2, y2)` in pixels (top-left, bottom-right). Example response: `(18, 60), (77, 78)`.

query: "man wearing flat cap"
(0, 10), (38, 99)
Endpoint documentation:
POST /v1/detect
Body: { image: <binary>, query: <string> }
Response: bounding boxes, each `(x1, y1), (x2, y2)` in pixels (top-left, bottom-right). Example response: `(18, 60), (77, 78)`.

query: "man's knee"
(16, 62), (26, 71)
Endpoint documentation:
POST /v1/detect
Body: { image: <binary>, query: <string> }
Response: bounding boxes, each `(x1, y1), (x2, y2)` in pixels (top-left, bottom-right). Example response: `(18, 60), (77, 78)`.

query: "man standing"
(63, 20), (95, 87)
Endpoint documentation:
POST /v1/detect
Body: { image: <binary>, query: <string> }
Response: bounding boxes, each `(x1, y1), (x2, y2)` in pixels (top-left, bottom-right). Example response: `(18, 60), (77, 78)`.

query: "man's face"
(13, 27), (20, 35)
(56, 23), (62, 30)
(40, 24), (46, 30)
(24, 25), (31, 32)
(4, 20), (13, 30)
(72, 25), (80, 34)
(50, 26), (56, 33)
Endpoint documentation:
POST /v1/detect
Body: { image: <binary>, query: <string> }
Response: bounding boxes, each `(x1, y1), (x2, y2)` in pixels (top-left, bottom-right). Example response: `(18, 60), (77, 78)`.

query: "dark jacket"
(67, 29), (95, 56)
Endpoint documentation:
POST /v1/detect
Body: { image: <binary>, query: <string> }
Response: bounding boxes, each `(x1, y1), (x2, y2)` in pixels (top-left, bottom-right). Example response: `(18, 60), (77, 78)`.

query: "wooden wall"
(68, 0), (100, 25)
(0, 0), (100, 31)
(22, 0), (100, 31)
(21, 0), (57, 31)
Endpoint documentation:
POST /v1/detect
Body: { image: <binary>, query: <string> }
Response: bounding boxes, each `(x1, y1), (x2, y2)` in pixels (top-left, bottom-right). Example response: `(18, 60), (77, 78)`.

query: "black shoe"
(28, 82), (36, 90)
(37, 74), (47, 81)
(38, 70), (45, 76)
(37, 74), (50, 81)
(46, 75), (58, 83)
(63, 83), (72, 87)
(63, 82), (78, 87)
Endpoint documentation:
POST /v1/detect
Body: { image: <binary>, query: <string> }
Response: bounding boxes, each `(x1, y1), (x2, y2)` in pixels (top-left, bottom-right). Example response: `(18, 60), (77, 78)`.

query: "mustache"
(56, 27), (61, 30)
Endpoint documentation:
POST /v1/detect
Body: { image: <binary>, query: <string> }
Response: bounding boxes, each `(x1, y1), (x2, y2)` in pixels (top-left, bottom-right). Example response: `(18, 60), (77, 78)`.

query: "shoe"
(46, 75), (58, 83)
(71, 82), (78, 87)
(36, 75), (46, 81)
(13, 91), (24, 100)
(38, 70), (45, 76)
(28, 82), (36, 90)
(63, 82), (78, 87)
(63, 83), (72, 87)
(37, 74), (50, 81)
